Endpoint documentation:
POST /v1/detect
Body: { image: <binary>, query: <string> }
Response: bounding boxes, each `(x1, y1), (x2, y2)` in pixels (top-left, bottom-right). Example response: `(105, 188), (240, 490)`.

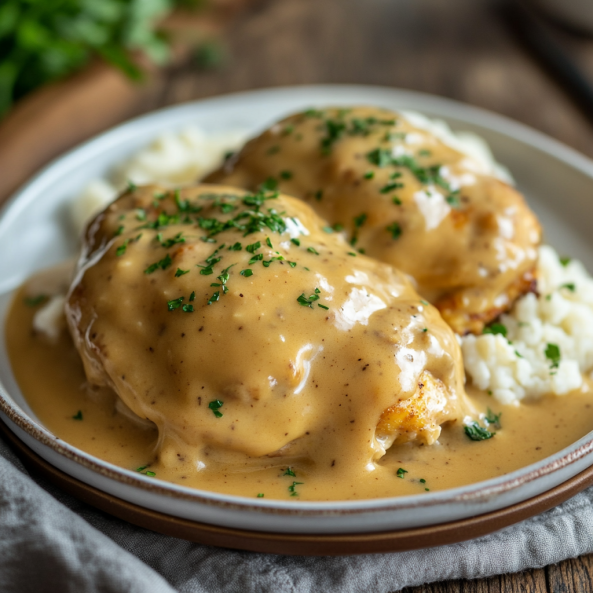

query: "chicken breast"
(206, 106), (542, 334)
(66, 183), (472, 479)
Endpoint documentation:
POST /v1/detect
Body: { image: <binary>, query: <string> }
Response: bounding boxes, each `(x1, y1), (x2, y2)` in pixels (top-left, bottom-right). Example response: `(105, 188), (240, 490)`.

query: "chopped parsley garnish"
(420, 299), (429, 306)
(257, 493), (265, 498)
(266, 237), (273, 248)
(559, 256), (571, 267)
(290, 238), (301, 246)
(249, 253), (264, 264)
(288, 481), (304, 497)
(380, 182), (404, 194)
(160, 232), (185, 248)
(229, 242), (242, 251)
(396, 468), (408, 479)
(318, 304), (329, 310)
(182, 304), (194, 313)
(560, 282), (576, 292)
(485, 408), (502, 428)
(392, 196), (402, 205)
(116, 240), (130, 257)
(267, 145), (280, 155)
(320, 118), (346, 154)
(280, 170), (293, 180)
(127, 181), (137, 192)
(208, 399), (224, 418)
(175, 268), (189, 277)
(314, 189), (323, 201)
(260, 177), (278, 191)
(446, 191), (461, 208)
(136, 465), (155, 477)
(297, 291), (321, 308)
(145, 471), (156, 477)
(208, 291), (220, 305)
(114, 225), (124, 237)
(144, 253), (172, 274)
(482, 322), (507, 337)
(72, 410), (83, 421)
(464, 421), (495, 441)
(240, 269), (253, 277)
(545, 343), (561, 369)
(136, 208), (147, 221)
(354, 213), (367, 228)
(284, 467), (296, 477)
(348, 252), (357, 256)
(23, 295), (47, 307)
(386, 221), (402, 240)
(307, 246), (320, 255)
(288, 261), (297, 268)
(189, 291), (196, 302)
(419, 478), (426, 484)
(167, 297), (184, 311)
(364, 171), (374, 179)
(246, 242), (261, 253)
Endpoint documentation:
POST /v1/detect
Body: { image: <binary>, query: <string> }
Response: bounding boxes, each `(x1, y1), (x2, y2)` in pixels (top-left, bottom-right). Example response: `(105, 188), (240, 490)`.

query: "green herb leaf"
(284, 467), (296, 477)
(396, 468), (408, 479)
(175, 268), (189, 277)
(208, 399), (224, 418)
(288, 481), (304, 497)
(23, 295), (48, 307)
(545, 343), (561, 369)
(482, 323), (507, 337)
(485, 408), (502, 428)
(144, 253), (172, 274)
(167, 297), (184, 311)
(386, 221), (402, 240)
(72, 410), (83, 421)
(464, 421), (495, 441)
(240, 269), (253, 277)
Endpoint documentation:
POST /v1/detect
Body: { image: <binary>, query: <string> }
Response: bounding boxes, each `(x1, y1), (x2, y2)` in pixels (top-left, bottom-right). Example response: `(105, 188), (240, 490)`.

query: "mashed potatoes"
(462, 245), (593, 404)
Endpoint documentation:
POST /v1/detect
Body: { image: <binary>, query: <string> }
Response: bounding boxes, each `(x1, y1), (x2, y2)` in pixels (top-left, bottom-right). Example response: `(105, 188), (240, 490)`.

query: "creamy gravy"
(5, 182), (593, 501)
(7, 291), (593, 500)
(207, 106), (542, 334)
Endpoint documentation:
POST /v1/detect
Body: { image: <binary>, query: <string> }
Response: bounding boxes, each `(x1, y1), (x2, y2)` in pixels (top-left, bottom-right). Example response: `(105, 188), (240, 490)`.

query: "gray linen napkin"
(2, 433), (593, 593)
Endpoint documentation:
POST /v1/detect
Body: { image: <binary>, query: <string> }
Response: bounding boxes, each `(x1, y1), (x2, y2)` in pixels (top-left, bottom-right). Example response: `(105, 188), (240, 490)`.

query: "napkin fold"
(1, 432), (593, 593)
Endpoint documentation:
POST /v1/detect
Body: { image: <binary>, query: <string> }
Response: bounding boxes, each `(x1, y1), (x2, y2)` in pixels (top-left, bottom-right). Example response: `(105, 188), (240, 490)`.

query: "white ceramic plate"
(2, 85), (593, 536)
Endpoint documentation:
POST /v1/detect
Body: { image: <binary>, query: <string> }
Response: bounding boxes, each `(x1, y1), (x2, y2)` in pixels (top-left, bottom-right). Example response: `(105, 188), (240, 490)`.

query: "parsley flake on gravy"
(464, 421), (495, 441)
(72, 410), (83, 421)
(396, 468), (408, 479)
(23, 295), (48, 307)
(288, 481), (304, 497)
(208, 400), (224, 418)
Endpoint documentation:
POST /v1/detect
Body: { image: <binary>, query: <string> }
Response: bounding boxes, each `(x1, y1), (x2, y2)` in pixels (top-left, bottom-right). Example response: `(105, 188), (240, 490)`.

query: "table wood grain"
(10, 0), (593, 589)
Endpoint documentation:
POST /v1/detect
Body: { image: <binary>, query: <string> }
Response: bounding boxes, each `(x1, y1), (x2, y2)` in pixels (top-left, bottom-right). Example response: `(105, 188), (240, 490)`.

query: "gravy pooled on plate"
(62, 183), (470, 489)
(207, 107), (542, 334)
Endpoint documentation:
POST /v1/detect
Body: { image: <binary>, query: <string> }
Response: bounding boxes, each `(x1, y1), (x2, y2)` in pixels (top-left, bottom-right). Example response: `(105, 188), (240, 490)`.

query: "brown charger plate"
(3, 418), (593, 556)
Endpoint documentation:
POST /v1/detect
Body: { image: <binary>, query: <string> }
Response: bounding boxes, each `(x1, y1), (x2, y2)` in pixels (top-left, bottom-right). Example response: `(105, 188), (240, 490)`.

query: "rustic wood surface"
(6, 0), (593, 590)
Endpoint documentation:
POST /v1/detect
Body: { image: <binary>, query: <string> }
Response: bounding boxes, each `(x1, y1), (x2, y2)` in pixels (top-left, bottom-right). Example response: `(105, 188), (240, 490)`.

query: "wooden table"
(6, 0), (593, 590)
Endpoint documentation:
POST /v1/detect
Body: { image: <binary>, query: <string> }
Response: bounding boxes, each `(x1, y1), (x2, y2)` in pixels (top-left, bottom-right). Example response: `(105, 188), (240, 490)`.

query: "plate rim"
(3, 83), (593, 521)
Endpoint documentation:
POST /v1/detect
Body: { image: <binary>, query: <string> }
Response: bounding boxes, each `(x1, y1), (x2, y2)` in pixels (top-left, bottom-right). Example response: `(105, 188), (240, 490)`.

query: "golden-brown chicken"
(65, 183), (472, 481)
(206, 106), (542, 334)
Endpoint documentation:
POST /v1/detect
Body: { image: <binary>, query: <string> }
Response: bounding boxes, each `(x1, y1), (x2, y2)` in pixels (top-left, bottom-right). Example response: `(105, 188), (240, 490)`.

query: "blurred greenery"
(0, 0), (206, 118)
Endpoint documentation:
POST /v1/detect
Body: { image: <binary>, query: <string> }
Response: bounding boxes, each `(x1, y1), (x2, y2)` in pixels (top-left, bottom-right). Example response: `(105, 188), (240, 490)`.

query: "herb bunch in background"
(0, 0), (204, 118)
